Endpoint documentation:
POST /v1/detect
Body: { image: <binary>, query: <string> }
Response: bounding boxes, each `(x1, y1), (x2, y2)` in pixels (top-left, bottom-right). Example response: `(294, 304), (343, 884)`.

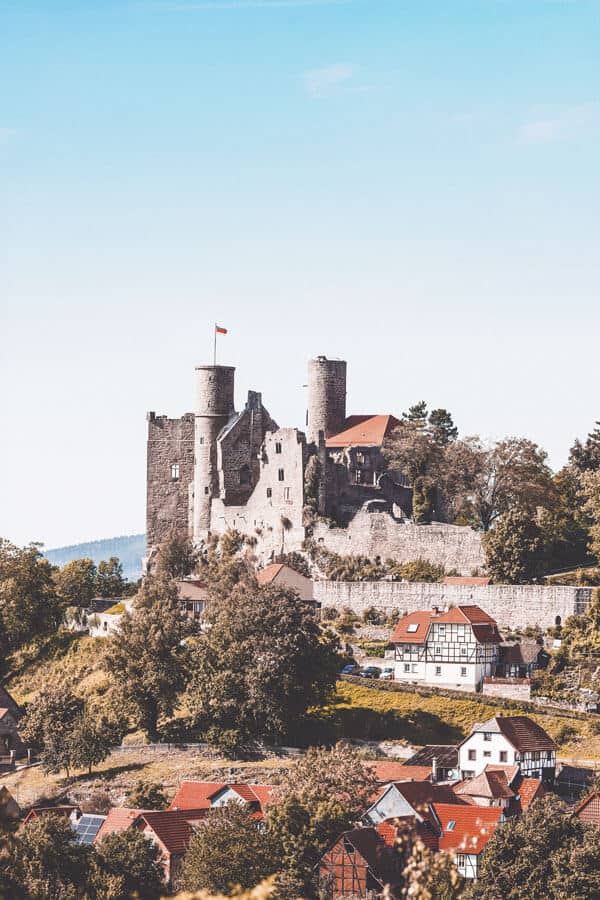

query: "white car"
(380, 667), (394, 680)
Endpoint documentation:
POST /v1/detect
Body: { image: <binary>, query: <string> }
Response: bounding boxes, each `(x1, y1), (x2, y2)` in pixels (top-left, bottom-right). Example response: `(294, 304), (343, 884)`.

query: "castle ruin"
(146, 356), (485, 573)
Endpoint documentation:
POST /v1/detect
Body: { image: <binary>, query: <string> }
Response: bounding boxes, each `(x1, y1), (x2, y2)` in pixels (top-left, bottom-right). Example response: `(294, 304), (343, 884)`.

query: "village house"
(363, 781), (465, 827)
(401, 745), (459, 782)
(458, 716), (556, 781)
(256, 563), (315, 602)
(133, 809), (208, 887)
(391, 605), (501, 691)
(319, 822), (406, 899)
(431, 803), (503, 881)
(168, 781), (274, 816)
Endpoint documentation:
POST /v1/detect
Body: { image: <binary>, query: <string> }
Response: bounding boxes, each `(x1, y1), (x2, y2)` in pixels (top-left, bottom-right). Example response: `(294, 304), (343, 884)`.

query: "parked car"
(340, 663), (359, 676)
(359, 666), (381, 679)
(380, 667), (394, 680)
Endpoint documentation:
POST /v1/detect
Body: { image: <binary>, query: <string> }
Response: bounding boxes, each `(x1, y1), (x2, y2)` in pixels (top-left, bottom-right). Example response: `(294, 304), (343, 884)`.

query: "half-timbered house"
(391, 606), (501, 691)
(458, 716), (556, 781)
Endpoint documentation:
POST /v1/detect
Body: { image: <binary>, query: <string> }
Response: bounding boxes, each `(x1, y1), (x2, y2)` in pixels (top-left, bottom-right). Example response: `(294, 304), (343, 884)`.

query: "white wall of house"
(455, 852), (479, 880)
(394, 622), (498, 691)
(459, 732), (518, 778)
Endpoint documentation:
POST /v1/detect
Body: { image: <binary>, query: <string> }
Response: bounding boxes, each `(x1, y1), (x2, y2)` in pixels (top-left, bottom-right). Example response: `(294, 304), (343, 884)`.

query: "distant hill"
(44, 534), (145, 582)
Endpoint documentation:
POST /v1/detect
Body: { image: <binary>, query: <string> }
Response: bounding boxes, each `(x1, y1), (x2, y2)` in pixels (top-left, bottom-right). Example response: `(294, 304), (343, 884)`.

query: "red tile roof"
(94, 808), (150, 843)
(393, 766), (433, 783)
(136, 809), (208, 855)
(432, 803), (502, 855)
(0, 708), (9, 720)
(454, 771), (515, 801)
(391, 611), (432, 643)
(22, 806), (80, 826)
(391, 606), (500, 644)
(256, 564), (285, 585)
(494, 716), (556, 753)
(513, 777), (546, 814)
(575, 791), (600, 825)
(484, 764), (520, 786)
(368, 761), (430, 783)
(168, 782), (274, 812)
(326, 415), (401, 449)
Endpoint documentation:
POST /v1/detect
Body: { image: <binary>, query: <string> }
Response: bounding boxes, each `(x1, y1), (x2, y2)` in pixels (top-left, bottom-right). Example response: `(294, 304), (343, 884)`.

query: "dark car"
(358, 666), (381, 679)
(340, 663), (359, 675)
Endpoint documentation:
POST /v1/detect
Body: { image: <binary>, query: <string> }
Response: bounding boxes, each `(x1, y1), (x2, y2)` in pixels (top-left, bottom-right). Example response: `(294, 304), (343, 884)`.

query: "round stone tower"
(192, 365), (235, 540)
(306, 356), (347, 444)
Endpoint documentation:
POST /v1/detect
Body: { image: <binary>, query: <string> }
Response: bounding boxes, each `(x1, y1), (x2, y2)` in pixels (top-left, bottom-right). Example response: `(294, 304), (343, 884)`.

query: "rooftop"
(432, 803), (503, 855)
(326, 415), (401, 449)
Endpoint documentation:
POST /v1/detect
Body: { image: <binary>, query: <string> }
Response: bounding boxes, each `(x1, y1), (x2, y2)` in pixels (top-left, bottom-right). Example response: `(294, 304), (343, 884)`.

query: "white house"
(432, 802), (503, 880)
(363, 781), (464, 826)
(391, 605), (501, 691)
(458, 715), (556, 782)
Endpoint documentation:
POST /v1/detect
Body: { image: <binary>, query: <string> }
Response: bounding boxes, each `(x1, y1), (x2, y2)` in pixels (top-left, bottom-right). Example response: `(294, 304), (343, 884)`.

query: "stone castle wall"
(211, 428), (306, 563)
(146, 413), (195, 547)
(313, 580), (592, 629)
(312, 513), (485, 575)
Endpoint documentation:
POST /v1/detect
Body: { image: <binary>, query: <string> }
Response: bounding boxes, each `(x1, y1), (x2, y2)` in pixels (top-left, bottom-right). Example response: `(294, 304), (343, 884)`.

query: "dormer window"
(171, 464), (180, 481)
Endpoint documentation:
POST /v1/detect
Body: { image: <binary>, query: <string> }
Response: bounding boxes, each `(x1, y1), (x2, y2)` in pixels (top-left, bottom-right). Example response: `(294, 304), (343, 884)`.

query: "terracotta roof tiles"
(326, 415), (401, 449)
(432, 803), (502, 855)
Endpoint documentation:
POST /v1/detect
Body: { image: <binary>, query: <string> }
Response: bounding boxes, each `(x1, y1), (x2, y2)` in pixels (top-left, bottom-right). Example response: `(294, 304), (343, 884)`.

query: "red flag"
(215, 325), (228, 334)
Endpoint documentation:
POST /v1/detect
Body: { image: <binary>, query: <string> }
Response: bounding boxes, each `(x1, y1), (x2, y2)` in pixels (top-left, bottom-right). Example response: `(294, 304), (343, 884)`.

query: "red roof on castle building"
(326, 415), (401, 448)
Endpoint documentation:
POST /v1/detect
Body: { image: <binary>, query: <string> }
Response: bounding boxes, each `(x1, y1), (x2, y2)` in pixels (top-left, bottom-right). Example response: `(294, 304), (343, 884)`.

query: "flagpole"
(213, 323), (217, 367)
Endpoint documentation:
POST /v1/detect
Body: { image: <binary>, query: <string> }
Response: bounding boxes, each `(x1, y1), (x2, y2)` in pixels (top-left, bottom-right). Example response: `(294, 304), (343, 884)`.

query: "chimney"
(432, 756), (438, 782)
(432, 606), (439, 616)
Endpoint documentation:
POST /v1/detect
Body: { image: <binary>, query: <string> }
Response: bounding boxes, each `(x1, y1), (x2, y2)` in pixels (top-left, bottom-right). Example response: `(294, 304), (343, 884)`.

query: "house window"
(284, 487), (291, 501)
(278, 469), (285, 481)
(460, 667), (467, 677)
(456, 854), (466, 869)
(404, 664), (410, 673)
(514, 753), (520, 763)
(204, 486), (209, 495)
(500, 751), (508, 763)
(483, 733), (492, 742)
(266, 488), (272, 498)
(435, 646), (441, 655)
(438, 625), (446, 637)
(239, 465), (251, 486)
(484, 751), (491, 758)
(411, 664), (418, 673)
(435, 666), (442, 676)
(532, 751), (540, 761)
(460, 646), (467, 656)
(199, 436), (204, 445)
(468, 750), (476, 761)
(171, 464), (180, 481)
(546, 751), (553, 760)
(275, 442), (282, 454)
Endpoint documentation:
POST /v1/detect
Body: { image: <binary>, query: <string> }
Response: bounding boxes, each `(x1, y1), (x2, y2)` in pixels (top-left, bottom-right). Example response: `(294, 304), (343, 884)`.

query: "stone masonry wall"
(313, 581), (592, 629)
(146, 413), (194, 548)
(312, 513), (485, 575)
(211, 428), (306, 564)
(482, 680), (532, 701)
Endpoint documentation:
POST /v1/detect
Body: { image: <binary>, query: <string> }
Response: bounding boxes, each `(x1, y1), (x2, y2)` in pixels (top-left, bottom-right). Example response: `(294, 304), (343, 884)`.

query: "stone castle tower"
(192, 365), (235, 540)
(306, 356), (347, 444)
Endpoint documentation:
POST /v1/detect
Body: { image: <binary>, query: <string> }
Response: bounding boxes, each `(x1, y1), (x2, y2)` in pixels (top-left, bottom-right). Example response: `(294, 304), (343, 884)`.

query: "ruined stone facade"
(146, 355), (485, 571)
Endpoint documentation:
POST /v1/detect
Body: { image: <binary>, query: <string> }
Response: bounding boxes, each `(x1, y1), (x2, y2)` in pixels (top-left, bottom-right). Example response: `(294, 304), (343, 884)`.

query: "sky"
(1, 0), (599, 549)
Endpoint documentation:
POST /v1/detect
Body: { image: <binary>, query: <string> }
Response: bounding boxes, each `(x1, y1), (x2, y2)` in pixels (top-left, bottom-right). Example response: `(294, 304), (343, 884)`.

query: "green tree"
(483, 509), (547, 584)
(92, 830), (164, 899)
(0, 539), (60, 660)
(465, 794), (600, 899)
(569, 421), (600, 474)
(12, 816), (89, 900)
(69, 712), (125, 776)
(267, 744), (378, 893)
(182, 802), (279, 894)
(54, 559), (97, 608)
(186, 584), (341, 751)
(95, 557), (125, 598)
(428, 408), (458, 446)
(104, 576), (191, 740)
(155, 530), (199, 580)
(402, 401), (429, 428)
(581, 468), (600, 563)
(18, 686), (84, 778)
(126, 780), (168, 810)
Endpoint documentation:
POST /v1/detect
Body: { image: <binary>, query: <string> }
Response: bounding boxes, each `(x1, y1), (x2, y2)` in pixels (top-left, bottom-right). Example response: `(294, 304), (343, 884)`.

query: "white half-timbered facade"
(392, 606), (501, 691)
(458, 715), (557, 781)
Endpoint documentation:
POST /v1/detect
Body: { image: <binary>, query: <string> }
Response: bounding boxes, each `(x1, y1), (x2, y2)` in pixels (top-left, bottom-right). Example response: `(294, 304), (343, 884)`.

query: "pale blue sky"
(1, 0), (599, 548)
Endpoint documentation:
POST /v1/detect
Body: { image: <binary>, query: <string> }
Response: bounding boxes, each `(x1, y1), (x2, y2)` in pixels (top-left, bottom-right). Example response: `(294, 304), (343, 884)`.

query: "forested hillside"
(44, 534), (145, 582)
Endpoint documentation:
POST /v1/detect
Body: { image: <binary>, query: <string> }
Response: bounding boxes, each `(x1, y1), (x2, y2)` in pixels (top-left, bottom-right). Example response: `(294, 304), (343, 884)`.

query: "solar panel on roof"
(73, 814), (105, 844)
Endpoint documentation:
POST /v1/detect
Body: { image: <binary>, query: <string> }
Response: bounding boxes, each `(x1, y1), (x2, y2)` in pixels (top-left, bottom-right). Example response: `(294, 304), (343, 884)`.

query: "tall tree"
(92, 830), (164, 899)
(402, 401), (429, 428)
(428, 408), (458, 446)
(483, 509), (547, 584)
(0, 539), (60, 659)
(267, 744), (378, 892)
(465, 795), (600, 900)
(186, 584), (341, 751)
(181, 802), (280, 894)
(95, 557), (125, 598)
(155, 530), (198, 580)
(12, 816), (90, 900)
(18, 686), (84, 778)
(104, 575), (191, 740)
(581, 469), (600, 563)
(54, 558), (97, 608)
(569, 421), (600, 474)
